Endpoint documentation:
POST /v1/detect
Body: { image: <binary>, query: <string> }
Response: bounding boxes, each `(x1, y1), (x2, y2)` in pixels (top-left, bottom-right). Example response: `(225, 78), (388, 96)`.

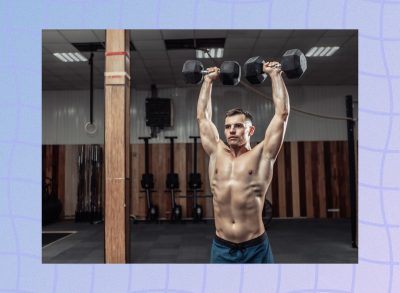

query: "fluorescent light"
(53, 52), (88, 62)
(306, 46), (340, 57)
(305, 47), (318, 57)
(61, 53), (74, 62)
(53, 53), (68, 62)
(75, 52), (87, 61)
(209, 48), (215, 57)
(196, 48), (224, 59)
(68, 53), (80, 62)
(196, 50), (203, 58)
(313, 47), (325, 57)
(319, 47), (331, 57)
(326, 46), (340, 56)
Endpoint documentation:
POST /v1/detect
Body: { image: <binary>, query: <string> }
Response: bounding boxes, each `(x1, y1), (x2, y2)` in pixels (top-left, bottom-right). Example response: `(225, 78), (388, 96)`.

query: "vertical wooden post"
(104, 30), (131, 263)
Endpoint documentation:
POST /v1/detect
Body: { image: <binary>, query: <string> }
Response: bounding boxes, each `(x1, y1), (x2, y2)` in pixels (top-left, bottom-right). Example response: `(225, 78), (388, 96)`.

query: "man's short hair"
(225, 108), (254, 124)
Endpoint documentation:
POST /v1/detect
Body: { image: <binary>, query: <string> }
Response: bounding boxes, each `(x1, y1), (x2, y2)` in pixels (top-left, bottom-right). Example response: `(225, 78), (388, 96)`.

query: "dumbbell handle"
(262, 61), (282, 69)
(200, 69), (220, 75)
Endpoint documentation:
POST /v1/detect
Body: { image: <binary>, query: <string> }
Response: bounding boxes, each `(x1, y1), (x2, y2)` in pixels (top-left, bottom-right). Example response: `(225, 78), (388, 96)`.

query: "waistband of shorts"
(214, 232), (267, 249)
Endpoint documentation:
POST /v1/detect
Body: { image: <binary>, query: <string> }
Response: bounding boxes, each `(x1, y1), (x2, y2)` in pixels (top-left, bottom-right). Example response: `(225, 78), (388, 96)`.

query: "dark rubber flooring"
(42, 232), (73, 247)
(42, 218), (357, 264)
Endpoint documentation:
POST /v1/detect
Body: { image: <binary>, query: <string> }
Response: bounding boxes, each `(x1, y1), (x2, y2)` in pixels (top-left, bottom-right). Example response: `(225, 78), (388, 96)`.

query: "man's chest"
(211, 151), (267, 181)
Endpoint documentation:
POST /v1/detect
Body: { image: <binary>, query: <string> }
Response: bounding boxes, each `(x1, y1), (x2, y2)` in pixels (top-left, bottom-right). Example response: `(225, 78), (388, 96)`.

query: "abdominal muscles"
(212, 179), (267, 242)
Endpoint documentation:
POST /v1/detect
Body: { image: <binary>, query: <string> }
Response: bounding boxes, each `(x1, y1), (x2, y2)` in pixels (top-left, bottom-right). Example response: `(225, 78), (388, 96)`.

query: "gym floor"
(42, 218), (357, 264)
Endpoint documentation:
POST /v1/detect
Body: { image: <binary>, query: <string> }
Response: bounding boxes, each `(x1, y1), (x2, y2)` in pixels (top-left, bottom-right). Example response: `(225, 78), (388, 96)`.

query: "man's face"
(224, 114), (255, 147)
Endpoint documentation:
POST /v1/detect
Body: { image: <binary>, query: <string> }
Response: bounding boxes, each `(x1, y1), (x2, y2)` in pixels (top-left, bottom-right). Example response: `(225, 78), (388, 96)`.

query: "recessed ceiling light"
(53, 52), (88, 62)
(326, 46), (340, 56)
(61, 53), (74, 62)
(75, 52), (87, 61)
(306, 46), (340, 57)
(196, 48), (224, 59)
(53, 53), (67, 62)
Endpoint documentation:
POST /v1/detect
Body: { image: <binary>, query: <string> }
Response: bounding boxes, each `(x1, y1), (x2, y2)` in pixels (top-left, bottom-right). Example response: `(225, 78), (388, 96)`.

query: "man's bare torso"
(209, 141), (273, 243)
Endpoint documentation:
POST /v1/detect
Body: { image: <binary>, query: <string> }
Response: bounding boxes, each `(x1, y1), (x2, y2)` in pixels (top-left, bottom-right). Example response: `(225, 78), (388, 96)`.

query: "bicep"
(262, 114), (288, 160)
(198, 118), (220, 155)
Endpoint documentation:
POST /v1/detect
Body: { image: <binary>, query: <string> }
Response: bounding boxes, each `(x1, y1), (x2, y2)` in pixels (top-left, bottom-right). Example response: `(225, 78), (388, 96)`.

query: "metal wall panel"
(42, 85), (357, 144)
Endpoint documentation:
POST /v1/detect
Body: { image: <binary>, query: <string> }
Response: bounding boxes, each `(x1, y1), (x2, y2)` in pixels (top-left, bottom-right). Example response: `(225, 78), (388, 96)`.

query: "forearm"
(270, 73), (290, 118)
(197, 79), (213, 121)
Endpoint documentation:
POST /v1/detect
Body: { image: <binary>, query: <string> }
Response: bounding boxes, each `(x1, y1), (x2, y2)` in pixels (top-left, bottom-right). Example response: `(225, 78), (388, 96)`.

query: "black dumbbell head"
(182, 60), (204, 84)
(243, 56), (267, 84)
(281, 49), (307, 79)
(220, 61), (241, 86)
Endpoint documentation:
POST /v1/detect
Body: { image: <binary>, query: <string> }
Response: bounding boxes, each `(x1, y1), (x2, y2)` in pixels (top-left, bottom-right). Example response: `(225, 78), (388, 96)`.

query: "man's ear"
(249, 125), (255, 136)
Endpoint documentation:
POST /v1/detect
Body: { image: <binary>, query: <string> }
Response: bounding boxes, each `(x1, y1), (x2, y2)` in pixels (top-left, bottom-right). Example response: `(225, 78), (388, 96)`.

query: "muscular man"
(197, 61), (290, 263)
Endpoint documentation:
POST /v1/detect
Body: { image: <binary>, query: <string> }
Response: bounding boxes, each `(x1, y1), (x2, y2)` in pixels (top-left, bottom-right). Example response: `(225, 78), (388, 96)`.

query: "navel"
(215, 169), (218, 174)
(248, 170), (253, 175)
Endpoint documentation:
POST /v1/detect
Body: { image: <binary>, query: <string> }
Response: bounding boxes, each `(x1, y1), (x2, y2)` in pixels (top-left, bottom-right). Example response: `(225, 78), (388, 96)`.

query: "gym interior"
(42, 29), (358, 263)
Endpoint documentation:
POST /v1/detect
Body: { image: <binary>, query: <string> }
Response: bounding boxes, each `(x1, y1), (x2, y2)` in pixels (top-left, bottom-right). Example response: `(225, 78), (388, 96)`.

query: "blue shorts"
(210, 232), (274, 263)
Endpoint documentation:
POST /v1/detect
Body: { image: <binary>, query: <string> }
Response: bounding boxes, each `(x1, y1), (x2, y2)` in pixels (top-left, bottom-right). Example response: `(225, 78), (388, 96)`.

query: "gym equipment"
(89, 145), (103, 224)
(188, 136), (203, 221)
(139, 136), (159, 221)
(75, 145), (87, 221)
(182, 60), (241, 85)
(42, 177), (62, 225)
(75, 145), (103, 222)
(244, 49), (307, 84)
(165, 136), (182, 221)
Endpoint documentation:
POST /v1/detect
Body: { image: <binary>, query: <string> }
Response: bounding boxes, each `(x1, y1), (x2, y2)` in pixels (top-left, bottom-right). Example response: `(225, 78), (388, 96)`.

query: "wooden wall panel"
(290, 142), (301, 218)
(303, 142), (314, 218)
(311, 142), (320, 217)
(330, 141), (340, 219)
(284, 142), (293, 217)
(317, 142), (327, 218)
(131, 143), (146, 218)
(324, 141), (333, 218)
(57, 146), (65, 218)
(297, 142), (307, 217)
(340, 142), (349, 217)
(339, 141), (351, 217)
(44, 141), (354, 220)
(277, 148), (287, 217)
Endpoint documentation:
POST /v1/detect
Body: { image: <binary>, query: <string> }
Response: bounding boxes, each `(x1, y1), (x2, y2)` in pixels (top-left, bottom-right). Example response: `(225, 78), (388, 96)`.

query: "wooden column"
(104, 30), (131, 263)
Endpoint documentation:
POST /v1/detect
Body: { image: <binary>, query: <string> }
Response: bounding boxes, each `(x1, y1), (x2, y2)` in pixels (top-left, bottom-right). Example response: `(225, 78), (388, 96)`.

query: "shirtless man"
(197, 61), (289, 263)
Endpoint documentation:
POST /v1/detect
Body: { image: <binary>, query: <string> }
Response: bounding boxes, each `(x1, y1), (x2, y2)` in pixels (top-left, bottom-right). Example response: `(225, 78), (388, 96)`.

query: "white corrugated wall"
(42, 85), (357, 144)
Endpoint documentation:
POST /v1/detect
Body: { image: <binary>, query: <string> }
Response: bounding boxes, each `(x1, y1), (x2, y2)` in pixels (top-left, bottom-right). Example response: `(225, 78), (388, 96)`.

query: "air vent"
(165, 38), (225, 50)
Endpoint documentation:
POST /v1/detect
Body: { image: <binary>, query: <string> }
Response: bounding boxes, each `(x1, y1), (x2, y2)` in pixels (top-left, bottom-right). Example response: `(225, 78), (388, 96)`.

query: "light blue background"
(0, 0), (399, 292)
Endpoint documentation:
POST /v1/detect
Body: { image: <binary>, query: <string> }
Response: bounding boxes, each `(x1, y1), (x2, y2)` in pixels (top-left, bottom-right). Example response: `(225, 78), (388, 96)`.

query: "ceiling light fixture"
(196, 48), (224, 59)
(306, 46), (340, 57)
(53, 52), (88, 62)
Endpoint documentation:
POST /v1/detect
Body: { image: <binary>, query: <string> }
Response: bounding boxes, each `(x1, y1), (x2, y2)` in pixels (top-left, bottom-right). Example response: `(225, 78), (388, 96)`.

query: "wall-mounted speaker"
(145, 98), (173, 128)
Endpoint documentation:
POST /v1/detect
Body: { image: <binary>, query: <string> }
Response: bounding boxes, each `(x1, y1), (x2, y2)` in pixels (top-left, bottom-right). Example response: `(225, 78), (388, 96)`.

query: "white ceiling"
(42, 29), (357, 90)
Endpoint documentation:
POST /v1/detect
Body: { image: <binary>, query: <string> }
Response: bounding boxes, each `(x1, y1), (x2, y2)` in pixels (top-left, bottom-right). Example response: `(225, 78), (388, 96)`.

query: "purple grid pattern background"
(0, 0), (399, 292)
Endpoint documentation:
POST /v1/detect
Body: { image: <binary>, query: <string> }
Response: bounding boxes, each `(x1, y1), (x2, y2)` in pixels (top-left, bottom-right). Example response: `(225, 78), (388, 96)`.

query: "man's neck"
(229, 143), (251, 157)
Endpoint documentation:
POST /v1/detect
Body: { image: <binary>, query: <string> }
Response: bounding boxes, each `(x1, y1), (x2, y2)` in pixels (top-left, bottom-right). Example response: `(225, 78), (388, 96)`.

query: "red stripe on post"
(105, 51), (129, 56)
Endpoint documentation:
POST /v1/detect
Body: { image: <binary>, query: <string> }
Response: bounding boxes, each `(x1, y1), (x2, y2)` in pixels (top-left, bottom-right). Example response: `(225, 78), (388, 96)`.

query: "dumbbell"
(182, 60), (241, 86)
(244, 49), (307, 84)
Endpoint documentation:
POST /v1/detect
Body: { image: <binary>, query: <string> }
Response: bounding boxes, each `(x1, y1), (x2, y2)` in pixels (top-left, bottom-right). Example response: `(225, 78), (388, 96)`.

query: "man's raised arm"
(197, 67), (220, 156)
(262, 61), (290, 161)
